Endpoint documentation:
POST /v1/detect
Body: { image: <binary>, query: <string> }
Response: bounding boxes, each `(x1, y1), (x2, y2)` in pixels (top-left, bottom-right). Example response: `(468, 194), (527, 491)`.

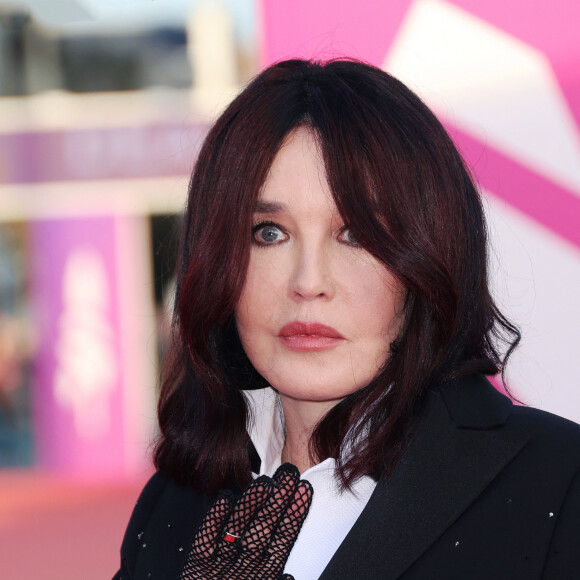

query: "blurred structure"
(189, 4), (237, 99)
(0, 2), (256, 576)
(0, 223), (33, 467)
(0, 0), (257, 477)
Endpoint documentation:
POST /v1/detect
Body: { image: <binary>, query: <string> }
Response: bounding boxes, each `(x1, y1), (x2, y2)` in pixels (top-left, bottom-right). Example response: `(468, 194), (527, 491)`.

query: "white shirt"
(244, 388), (377, 580)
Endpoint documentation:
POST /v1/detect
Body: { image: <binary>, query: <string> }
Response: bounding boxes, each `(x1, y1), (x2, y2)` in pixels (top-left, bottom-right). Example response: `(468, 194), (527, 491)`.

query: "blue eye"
(252, 222), (287, 245)
(338, 227), (359, 246)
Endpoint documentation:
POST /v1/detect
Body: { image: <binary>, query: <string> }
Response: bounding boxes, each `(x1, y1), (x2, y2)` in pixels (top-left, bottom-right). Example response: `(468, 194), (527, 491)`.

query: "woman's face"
(235, 127), (404, 414)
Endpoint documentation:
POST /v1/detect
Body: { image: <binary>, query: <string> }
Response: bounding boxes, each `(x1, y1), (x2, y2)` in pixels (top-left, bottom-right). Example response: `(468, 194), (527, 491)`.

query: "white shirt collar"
(243, 386), (378, 580)
(243, 387), (285, 476)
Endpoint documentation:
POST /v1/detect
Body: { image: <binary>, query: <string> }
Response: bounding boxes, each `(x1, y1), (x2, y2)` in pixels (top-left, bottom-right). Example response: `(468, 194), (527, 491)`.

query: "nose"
(289, 243), (335, 301)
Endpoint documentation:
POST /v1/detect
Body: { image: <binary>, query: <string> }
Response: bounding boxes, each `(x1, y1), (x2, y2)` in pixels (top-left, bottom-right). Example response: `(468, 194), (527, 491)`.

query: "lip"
(277, 321), (345, 352)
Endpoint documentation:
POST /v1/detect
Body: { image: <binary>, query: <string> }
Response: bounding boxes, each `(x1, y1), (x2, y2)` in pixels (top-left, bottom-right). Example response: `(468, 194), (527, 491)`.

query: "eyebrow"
(253, 200), (287, 214)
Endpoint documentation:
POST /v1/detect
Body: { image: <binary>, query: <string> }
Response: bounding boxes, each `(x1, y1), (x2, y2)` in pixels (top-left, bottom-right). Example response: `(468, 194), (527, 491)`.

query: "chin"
(272, 380), (364, 404)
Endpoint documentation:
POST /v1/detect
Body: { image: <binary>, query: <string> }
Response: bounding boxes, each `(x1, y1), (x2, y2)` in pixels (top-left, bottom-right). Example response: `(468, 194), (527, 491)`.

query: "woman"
(115, 59), (580, 579)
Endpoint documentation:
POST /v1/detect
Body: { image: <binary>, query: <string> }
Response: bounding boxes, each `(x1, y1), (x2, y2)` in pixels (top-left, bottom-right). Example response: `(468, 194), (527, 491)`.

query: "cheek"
(235, 285), (259, 344)
(376, 279), (405, 334)
(346, 260), (404, 330)
(351, 274), (405, 377)
(235, 256), (282, 343)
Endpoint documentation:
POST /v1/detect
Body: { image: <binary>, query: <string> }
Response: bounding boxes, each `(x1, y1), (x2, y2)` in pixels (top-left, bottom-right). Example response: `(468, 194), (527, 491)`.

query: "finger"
(268, 479), (313, 560)
(241, 464), (300, 555)
(190, 493), (234, 559)
(272, 462), (300, 485)
(218, 475), (273, 559)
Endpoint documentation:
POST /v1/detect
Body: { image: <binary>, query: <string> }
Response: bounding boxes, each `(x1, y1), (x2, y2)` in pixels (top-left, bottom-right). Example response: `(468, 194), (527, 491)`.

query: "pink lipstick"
(277, 321), (345, 352)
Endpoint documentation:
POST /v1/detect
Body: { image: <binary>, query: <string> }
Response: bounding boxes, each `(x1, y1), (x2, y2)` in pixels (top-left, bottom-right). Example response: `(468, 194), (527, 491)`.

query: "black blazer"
(114, 375), (580, 579)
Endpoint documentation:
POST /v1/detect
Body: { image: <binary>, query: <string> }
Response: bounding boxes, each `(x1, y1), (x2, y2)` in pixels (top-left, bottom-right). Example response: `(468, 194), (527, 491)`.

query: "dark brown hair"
(154, 59), (519, 493)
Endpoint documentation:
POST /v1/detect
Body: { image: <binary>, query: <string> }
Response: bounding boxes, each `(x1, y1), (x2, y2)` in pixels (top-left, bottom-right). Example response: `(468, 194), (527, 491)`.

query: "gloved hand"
(180, 463), (313, 579)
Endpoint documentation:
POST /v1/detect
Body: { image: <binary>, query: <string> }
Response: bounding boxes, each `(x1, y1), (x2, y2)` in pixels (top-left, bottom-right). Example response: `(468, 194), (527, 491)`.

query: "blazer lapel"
(319, 375), (529, 579)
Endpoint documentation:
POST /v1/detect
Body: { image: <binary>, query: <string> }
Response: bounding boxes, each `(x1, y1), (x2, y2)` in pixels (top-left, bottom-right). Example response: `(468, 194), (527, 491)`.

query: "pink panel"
(260, 0), (412, 66)
(448, 125), (580, 250)
(261, 0), (580, 129)
(30, 216), (126, 477)
(0, 123), (206, 185)
(450, 0), (580, 128)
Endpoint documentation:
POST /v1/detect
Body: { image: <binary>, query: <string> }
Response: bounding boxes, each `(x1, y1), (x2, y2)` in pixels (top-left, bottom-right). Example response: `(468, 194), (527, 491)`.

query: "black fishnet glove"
(180, 463), (313, 580)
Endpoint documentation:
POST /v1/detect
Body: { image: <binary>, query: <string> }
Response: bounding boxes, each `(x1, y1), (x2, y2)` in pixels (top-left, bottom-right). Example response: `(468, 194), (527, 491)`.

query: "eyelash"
(337, 225), (359, 247)
(251, 221), (288, 247)
(251, 221), (360, 247)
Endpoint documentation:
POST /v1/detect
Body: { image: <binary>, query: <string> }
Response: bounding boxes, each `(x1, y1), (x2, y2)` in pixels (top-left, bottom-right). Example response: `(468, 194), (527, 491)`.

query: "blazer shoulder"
(510, 404), (580, 447)
(441, 375), (580, 461)
(115, 471), (216, 579)
(506, 405), (580, 486)
(508, 409), (580, 579)
(117, 472), (171, 577)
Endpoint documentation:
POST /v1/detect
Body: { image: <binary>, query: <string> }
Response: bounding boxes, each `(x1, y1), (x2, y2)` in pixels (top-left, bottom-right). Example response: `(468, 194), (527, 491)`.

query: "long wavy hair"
(154, 59), (520, 494)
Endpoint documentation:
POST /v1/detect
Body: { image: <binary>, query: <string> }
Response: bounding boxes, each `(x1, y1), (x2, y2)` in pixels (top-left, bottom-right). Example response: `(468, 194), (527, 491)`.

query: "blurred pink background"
(0, 1), (578, 577)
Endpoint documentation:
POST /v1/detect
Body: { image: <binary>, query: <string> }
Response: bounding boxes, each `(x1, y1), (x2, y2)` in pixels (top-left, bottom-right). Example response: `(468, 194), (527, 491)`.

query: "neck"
(278, 394), (339, 473)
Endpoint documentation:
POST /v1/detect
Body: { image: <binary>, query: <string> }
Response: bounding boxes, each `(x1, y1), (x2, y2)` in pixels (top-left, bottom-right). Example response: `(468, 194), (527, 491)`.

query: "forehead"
(257, 128), (337, 215)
